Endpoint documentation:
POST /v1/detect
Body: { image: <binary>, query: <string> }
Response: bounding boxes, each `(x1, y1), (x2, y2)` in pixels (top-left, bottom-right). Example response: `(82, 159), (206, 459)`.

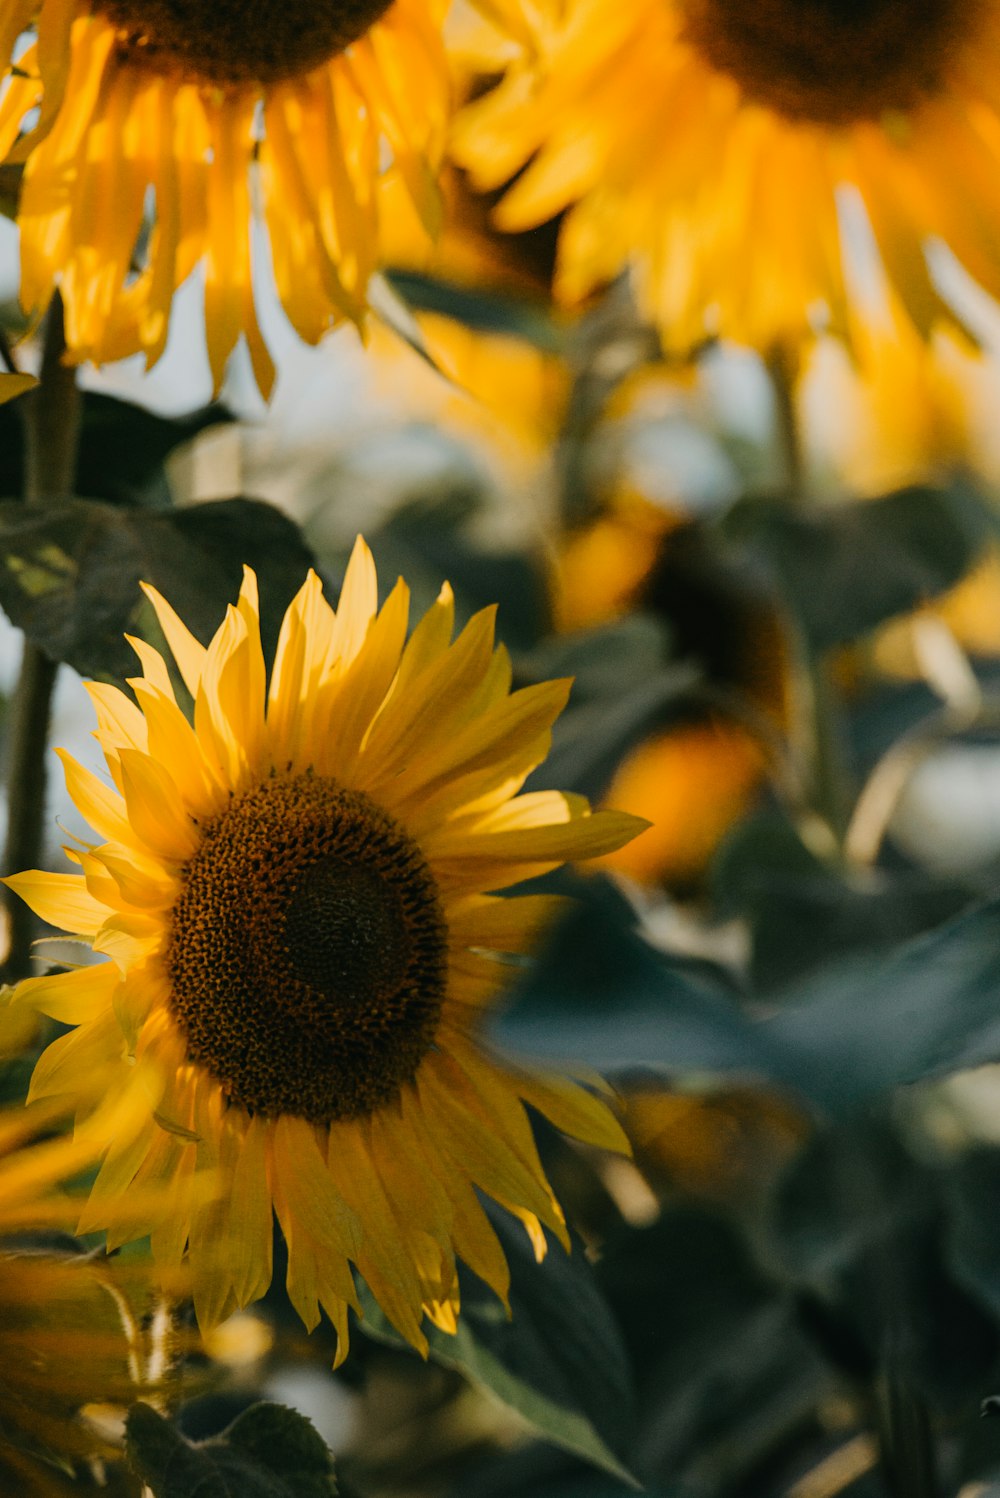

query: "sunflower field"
(6, 2), (1000, 1496)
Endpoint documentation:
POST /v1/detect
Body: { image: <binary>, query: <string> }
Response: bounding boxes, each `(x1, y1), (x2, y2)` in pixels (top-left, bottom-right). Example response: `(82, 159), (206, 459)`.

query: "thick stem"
(766, 341), (805, 501)
(1, 296), (81, 981)
(764, 343), (853, 848)
(876, 1354), (939, 1498)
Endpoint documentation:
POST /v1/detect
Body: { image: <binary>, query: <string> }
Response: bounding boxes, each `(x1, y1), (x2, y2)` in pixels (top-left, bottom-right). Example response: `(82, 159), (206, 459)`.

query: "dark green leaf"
(386, 270), (564, 354)
(0, 495), (315, 680)
(494, 880), (777, 1080)
(125, 1401), (336, 1498)
(713, 811), (972, 993)
(520, 618), (698, 801)
(356, 1204), (637, 1484)
(0, 390), (231, 507)
(765, 899), (1000, 1112)
(722, 482), (993, 650)
(372, 500), (553, 652)
(947, 1150), (1000, 1325)
(770, 1120), (999, 1405)
(499, 884), (1000, 1113)
(598, 1209), (828, 1491)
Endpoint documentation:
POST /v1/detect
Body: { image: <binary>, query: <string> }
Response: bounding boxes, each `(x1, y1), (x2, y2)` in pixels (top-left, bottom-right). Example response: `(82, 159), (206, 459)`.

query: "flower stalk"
(1, 294), (81, 981)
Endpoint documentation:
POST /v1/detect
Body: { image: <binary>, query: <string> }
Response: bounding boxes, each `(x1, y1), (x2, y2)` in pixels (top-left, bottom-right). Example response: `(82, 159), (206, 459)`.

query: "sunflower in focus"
(0, 1078), (149, 1494)
(453, 0), (1000, 354)
(0, 0), (454, 393)
(5, 539), (641, 1362)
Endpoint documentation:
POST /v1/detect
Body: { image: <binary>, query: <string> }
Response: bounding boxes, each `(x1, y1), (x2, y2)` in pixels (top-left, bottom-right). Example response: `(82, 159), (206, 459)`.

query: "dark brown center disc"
(681, 0), (969, 124)
(95, 0), (395, 85)
(166, 774), (447, 1122)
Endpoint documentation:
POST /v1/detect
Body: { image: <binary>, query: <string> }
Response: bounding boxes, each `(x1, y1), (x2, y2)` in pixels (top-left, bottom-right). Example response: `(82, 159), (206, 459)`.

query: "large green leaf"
(386, 270), (564, 354)
(722, 482), (993, 650)
(0, 390), (231, 508)
(494, 879), (781, 1081)
(768, 1117), (999, 1408)
(125, 1402), (336, 1498)
(713, 811), (972, 993)
(0, 495), (316, 680)
(522, 618), (697, 801)
(497, 884), (1000, 1114)
(356, 1204), (637, 1484)
(765, 899), (1000, 1112)
(597, 1209), (829, 1493)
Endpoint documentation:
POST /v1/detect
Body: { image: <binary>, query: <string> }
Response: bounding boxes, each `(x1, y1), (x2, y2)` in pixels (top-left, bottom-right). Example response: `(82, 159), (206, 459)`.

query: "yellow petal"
(140, 579), (207, 698)
(3, 870), (109, 934)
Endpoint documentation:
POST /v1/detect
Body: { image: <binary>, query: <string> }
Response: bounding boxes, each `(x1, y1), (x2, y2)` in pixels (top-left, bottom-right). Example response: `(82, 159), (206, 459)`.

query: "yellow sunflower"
(0, 1074), (152, 1495)
(0, 0), (453, 392)
(5, 538), (641, 1362)
(452, 0), (1000, 354)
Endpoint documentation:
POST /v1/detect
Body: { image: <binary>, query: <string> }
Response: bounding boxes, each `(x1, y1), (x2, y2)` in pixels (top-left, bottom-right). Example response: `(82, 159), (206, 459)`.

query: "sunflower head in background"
(0, 0), (454, 392)
(0, 1069), (155, 1495)
(557, 503), (791, 891)
(4, 539), (642, 1362)
(453, 0), (1000, 356)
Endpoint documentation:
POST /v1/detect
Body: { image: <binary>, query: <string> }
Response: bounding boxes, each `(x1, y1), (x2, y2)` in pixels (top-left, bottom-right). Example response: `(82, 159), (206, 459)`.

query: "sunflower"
(0, 1072), (152, 1495)
(5, 539), (641, 1362)
(0, 0), (453, 393)
(452, 0), (1000, 355)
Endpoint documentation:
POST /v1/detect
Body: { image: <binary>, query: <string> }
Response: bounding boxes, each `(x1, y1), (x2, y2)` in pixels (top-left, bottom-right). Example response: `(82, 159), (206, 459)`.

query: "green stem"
(876, 1353), (939, 1498)
(766, 342), (805, 502)
(1, 296), (81, 982)
(765, 343), (853, 849)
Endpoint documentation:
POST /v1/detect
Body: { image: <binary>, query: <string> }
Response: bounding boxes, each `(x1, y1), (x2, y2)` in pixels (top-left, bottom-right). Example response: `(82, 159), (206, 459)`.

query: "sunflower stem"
(875, 1349), (939, 1498)
(766, 341), (805, 502)
(764, 342), (853, 851)
(1, 294), (81, 982)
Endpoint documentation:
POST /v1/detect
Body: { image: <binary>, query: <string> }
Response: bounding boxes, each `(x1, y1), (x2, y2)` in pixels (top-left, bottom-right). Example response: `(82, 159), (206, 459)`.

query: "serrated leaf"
(357, 1203), (638, 1485)
(125, 1401), (336, 1498)
(0, 495), (315, 680)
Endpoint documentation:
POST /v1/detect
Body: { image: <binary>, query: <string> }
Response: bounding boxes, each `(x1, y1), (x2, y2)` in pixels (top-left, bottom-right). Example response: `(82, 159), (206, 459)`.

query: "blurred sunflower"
(0, 0), (454, 392)
(0, 1081), (149, 1494)
(453, 0), (1000, 353)
(5, 539), (641, 1361)
(557, 495), (791, 889)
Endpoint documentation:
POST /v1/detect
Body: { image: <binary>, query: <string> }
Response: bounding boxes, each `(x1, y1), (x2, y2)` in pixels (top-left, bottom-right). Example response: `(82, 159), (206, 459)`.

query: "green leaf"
(0, 390), (231, 508)
(386, 270), (565, 355)
(713, 811), (972, 993)
(495, 879), (778, 1080)
(522, 618), (697, 801)
(0, 495), (316, 680)
(125, 1401), (336, 1498)
(770, 1118), (998, 1406)
(722, 481), (993, 650)
(947, 1150), (1000, 1325)
(499, 883), (1000, 1113)
(765, 899), (1000, 1112)
(372, 500), (553, 652)
(597, 1209), (828, 1491)
(356, 1204), (638, 1485)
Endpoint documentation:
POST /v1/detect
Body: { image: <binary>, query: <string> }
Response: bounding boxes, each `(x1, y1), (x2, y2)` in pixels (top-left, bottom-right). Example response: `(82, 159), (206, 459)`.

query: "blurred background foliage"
(9, 125), (1000, 1498)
